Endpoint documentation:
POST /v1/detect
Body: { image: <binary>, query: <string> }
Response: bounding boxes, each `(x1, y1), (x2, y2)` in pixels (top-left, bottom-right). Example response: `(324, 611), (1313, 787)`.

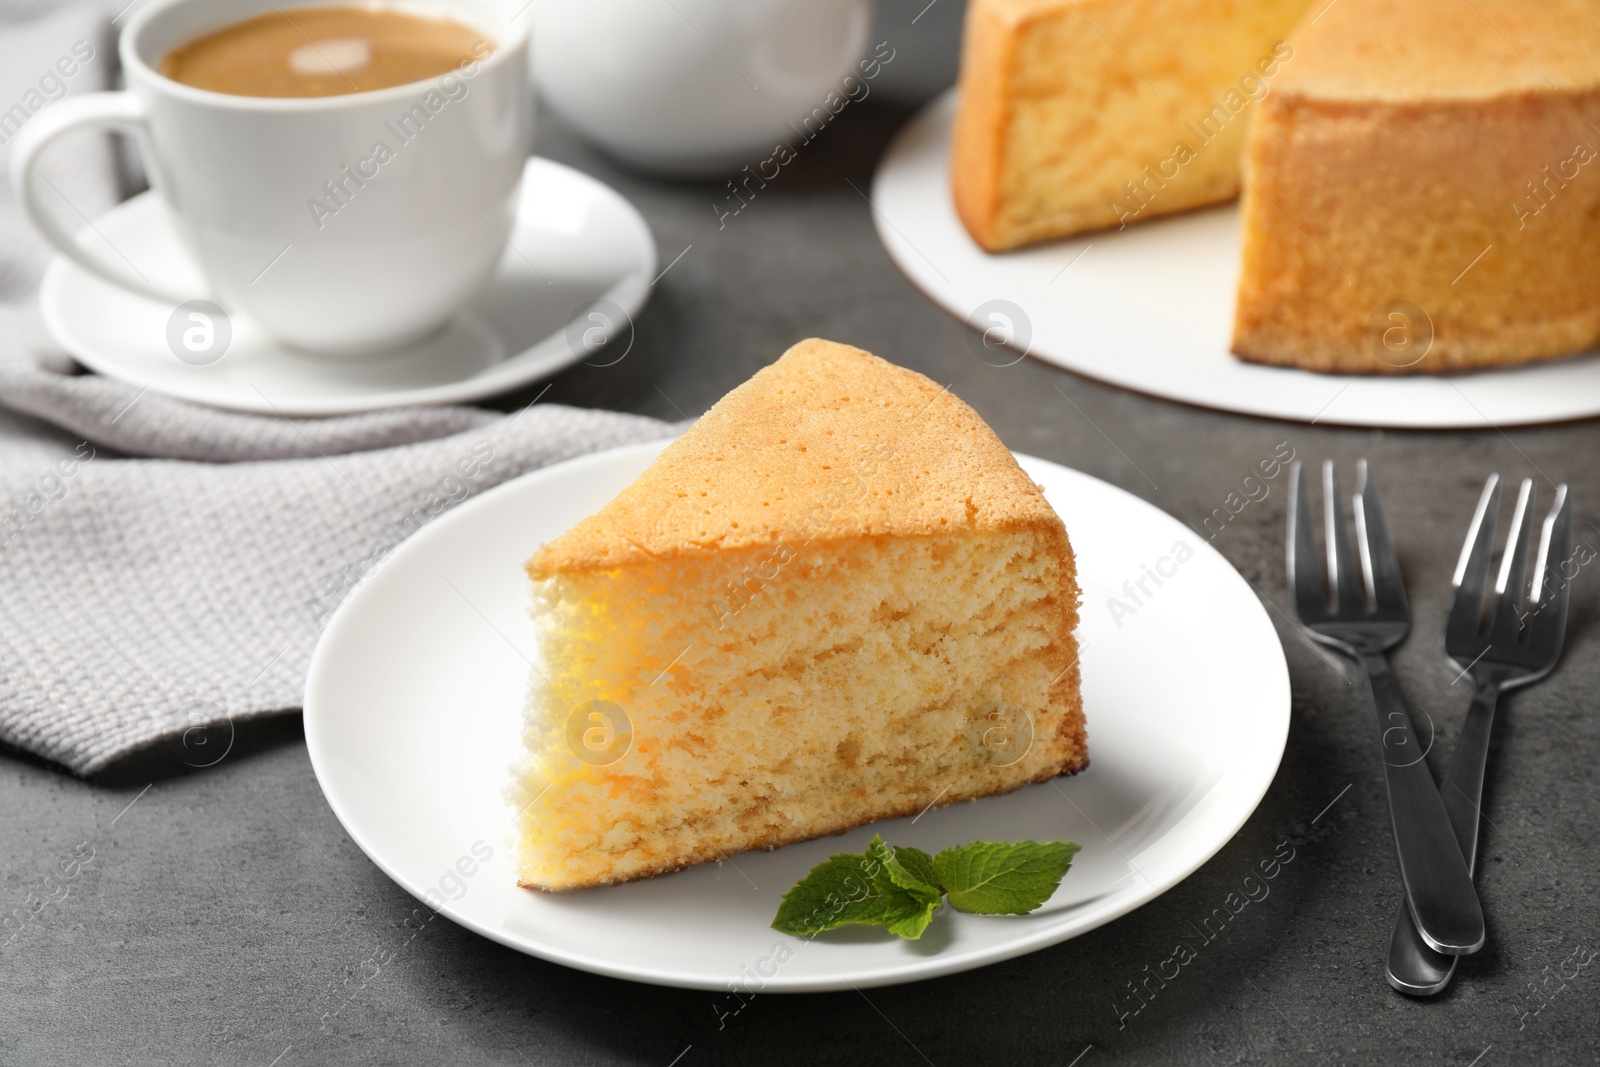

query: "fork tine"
(1530, 484), (1571, 605)
(1354, 459), (1407, 614)
(1288, 461), (1325, 620)
(1489, 479), (1534, 639)
(1452, 476), (1501, 591)
(1526, 486), (1574, 657)
(1448, 475), (1501, 638)
(1324, 460), (1362, 612)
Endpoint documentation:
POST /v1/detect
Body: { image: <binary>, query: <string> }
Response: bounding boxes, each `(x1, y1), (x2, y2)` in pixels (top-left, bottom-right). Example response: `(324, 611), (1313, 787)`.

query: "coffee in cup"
(162, 6), (491, 99)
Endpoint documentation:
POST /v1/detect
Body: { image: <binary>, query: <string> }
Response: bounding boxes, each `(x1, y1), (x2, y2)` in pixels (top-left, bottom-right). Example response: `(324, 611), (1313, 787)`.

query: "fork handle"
(1359, 649), (1486, 956)
(1386, 674), (1502, 993)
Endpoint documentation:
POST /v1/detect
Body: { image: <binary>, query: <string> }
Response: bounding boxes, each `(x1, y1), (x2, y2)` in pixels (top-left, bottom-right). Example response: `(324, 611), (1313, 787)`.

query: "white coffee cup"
(10, 0), (532, 355)
(532, 0), (871, 177)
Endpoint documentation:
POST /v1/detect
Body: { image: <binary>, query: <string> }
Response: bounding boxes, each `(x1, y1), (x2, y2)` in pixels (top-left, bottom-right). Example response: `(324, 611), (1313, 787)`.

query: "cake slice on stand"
(513, 339), (1086, 890)
(950, 0), (1314, 251)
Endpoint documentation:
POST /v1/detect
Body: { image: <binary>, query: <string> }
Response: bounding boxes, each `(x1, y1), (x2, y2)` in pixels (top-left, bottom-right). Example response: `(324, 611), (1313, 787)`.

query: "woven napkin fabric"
(0, 2), (674, 774)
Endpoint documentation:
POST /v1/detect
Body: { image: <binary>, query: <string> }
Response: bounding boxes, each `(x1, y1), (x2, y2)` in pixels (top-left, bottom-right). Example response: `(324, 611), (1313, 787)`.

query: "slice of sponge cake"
(514, 339), (1085, 890)
(951, 0), (1314, 251)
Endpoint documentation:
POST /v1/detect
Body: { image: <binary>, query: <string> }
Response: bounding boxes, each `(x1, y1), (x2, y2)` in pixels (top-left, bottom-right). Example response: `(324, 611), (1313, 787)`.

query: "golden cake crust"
(1274, 0), (1600, 102)
(529, 338), (1065, 576)
(1231, 0), (1600, 373)
(949, 0), (1023, 252)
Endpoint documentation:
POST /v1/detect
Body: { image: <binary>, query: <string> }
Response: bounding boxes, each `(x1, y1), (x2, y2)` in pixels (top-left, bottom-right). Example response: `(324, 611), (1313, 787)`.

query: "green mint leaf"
(866, 836), (940, 939)
(882, 901), (938, 940)
(881, 843), (940, 898)
(932, 840), (1081, 915)
(771, 847), (929, 938)
(872, 877), (938, 940)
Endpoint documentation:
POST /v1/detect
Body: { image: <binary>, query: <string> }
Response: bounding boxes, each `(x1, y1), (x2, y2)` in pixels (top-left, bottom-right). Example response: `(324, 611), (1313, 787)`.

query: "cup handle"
(9, 91), (190, 304)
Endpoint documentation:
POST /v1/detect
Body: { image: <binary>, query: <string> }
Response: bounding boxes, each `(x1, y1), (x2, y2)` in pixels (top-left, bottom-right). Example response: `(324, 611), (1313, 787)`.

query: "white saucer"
(304, 440), (1289, 991)
(872, 91), (1600, 429)
(39, 158), (656, 416)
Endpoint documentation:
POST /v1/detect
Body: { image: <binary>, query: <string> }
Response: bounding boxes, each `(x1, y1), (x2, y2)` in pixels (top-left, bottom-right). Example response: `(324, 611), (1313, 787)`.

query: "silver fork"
(1387, 476), (1573, 995)
(1288, 459), (1485, 956)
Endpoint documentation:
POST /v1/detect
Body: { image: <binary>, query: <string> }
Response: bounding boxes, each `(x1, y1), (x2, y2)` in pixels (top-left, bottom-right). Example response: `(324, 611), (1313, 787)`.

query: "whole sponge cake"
(951, 0), (1314, 252)
(1232, 0), (1600, 372)
(515, 339), (1086, 891)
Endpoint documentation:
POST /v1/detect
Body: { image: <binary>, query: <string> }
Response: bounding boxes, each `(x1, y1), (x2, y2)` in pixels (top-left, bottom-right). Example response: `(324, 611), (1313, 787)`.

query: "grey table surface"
(4, 3), (1598, 1064)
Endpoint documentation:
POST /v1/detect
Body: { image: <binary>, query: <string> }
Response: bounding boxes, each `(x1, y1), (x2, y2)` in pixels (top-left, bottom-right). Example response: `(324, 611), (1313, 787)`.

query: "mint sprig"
(771, 835), (1080, 940)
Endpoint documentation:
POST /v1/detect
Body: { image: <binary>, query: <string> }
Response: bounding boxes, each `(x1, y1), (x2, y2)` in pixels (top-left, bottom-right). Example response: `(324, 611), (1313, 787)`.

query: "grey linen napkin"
(0, 3), (674, 774)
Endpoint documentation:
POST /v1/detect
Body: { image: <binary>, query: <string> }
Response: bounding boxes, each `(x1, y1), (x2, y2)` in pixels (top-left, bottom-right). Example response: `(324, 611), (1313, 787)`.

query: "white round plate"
(872, 91), (1600, 429)
(305, 439), (1289, 991)
(40, 158), (655, 416)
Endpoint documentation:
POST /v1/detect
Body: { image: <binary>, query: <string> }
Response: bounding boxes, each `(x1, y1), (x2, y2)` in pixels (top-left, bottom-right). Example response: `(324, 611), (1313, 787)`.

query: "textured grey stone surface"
(2, 2), (1597, 1063)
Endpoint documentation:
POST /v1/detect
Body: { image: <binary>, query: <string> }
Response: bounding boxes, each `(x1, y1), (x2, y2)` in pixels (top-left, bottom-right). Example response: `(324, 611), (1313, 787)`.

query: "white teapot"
(532, 0), (874, 176)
